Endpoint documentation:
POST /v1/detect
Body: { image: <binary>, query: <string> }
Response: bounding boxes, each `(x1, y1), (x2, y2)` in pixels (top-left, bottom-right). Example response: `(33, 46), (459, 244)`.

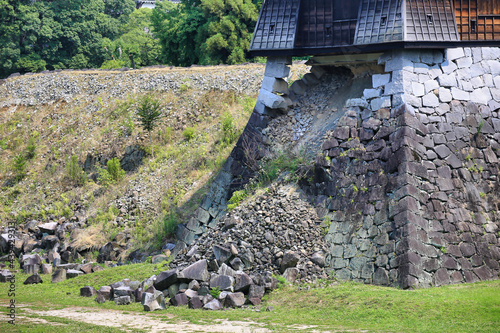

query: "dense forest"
(0, 0), (262, 78)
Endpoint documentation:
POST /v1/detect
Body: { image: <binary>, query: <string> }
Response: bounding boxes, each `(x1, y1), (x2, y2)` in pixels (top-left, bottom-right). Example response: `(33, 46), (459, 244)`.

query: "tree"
(151, 0), (260, 66)
(101, 8), (161, 69)
(137, 95), (163, 156)
(0, 0), (134, 77)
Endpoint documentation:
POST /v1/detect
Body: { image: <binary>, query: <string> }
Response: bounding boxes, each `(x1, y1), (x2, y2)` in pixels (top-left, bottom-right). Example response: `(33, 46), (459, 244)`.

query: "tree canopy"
(0, 0), (262, 78)
(151, 0), (261, 66)
(0, 0), (135, 77)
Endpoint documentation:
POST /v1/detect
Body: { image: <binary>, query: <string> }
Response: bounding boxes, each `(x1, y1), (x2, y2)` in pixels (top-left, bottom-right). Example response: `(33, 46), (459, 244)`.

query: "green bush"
(25, 136), (36, 159)
(97, 158), (125, 186)
(183, 127), (195, 141)
(12, 153), (27, 180)
(221, 111), (238, 145)
(66, 155), (86, 186)
(137, 95), (163, 156)
(227, 189), (248, 211)
(209, 286), (221, 299)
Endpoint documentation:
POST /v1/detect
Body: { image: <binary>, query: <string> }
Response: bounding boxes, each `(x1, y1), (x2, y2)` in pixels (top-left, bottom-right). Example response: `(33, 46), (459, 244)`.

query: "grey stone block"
(258, 89), (287, 109)
(422, 93), (440, 107)
(261, 76), (289, 94)
(451, 87), (470, 101)
(470, 87), (492, 105)
(447, 48), (465, 61)
(372, 74), (391, 88)
(264, 57), (291, 78)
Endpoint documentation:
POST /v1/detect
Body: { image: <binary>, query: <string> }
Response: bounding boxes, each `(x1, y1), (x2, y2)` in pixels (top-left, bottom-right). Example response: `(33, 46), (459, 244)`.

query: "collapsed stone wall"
(184, 47), (500, 289)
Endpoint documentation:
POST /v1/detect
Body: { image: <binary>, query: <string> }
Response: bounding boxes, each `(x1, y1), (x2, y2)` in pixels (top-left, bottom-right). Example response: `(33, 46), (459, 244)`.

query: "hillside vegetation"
(0, 64), (269, 255)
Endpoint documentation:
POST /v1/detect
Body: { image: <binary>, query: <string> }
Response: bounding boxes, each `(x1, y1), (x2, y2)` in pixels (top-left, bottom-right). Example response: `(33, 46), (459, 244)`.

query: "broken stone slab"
(114, 286), (133, 298)
(290, 80), (307, 95)
(38, 222), (58, 235)
(188, 296), (204, 309)
(264, 56), (291, 78)
(218, 263), (235, 277)
(280, 251), (300, 273)
(95, 293), (106, 304)
(23, 264), (40, 275)
(230, 257), (244, 271)
(234, 272), (253, 293)
(311, 252), (326, 267)
(171, 292), (189, 306)
(225, 292), (246, 308)
(142, 290), (166, 311)
(213, 245), (232, 265)
(98, 286), (112, 300)
(40, 264), (53, 275)
(114, 296), (131, 305)
(24, 274), (43, 285)
(210, 275), (234, 292)
(203, 299), (223, 310)
(67, 269), (84, 279)
(56, 263), (78, 270)
(79, 263), (93, 274)
(80, 286), (97, 297)
(0, 269), (13, 282)
(168, 283), (179, 298)
(180, 287), (196, 298)
(188, 280), (200, 291)
(177, 259), (210, 282)
(154, 269), (178, 291)
(51, 268), (66, 283)
(92, 265), (104, 273)
(261, 77), (289, 94)
(283, 267), (299, 283)
(258, 89), (288, 110)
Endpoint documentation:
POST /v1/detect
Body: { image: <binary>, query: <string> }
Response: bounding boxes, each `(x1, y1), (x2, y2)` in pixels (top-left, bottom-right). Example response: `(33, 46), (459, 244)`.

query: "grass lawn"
(1, 263), (499, 332)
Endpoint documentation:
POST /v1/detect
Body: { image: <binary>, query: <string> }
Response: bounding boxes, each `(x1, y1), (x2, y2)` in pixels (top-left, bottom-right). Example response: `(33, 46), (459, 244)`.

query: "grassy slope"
(1, 262), (499, 332)
(0, 73), (257, 252)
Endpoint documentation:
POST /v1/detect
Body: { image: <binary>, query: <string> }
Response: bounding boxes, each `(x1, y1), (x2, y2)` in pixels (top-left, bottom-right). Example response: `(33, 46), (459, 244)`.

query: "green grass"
(3, 262), (162, 310)
(1, 262), (499, 332)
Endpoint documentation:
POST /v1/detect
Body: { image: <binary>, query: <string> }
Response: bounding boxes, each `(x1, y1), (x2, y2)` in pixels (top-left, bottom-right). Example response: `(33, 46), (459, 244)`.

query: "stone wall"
(309, 47), (500, 288)
(179, 47), (500, 289)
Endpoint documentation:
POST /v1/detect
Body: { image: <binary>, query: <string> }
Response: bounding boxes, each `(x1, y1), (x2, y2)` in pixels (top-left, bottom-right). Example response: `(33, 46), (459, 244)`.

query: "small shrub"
(209, 286), (221, 299)
(107, 158), (125, 182)
(179, 82), (190, 92)
(97, 158), (125, 186)
(183, 127), (195, 141)
(477, 120), (485, 134)
(66, 155), (86, 186)
(273, 274), (287, 288)
(12, 153), (27, 180)
(155, 212), (179, 247)
(137, 95), (163, 156)
(221, 111), (237, 145)
(25, 136), (36, 159)
(227, 190), (248, 211)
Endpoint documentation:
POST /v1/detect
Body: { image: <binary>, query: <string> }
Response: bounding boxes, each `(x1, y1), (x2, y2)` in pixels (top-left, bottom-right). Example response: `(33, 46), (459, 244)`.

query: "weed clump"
(66, 154), (86, 186)
(97, 158), (125, 186)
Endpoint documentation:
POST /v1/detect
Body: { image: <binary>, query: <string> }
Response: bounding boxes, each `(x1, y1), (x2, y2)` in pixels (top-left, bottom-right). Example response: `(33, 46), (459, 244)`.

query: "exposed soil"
(21, 306), (272, 333)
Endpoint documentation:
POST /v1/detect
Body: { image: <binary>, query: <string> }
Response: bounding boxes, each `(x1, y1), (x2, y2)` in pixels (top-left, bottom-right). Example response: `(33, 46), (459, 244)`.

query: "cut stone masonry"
(180, 47), (500, 288)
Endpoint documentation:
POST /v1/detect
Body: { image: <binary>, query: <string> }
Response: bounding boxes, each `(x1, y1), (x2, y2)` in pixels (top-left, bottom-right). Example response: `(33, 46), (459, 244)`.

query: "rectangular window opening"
(471, 20), (477, 33)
